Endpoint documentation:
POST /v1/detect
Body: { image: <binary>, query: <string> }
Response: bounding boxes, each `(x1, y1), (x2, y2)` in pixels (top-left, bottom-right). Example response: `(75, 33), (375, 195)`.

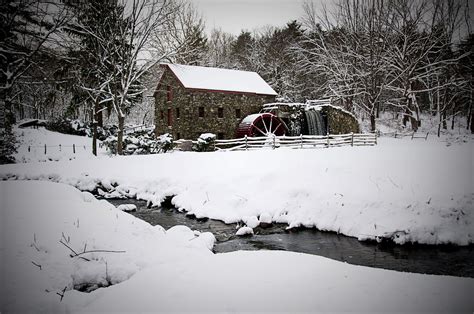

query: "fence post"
(28, 146), (30, 152)
(351, 132), (354, 146)
(244, 135), (248, 151)
(59, 144), (61, 152)
(272, 135), (276, 149)
(300, 134), (303, 148)
(411, 131), (415, 140)
(73, 144), (76, 154)
(44, 144), (47, 155)
(374, 132), (377, 145)
(326, 132), (330, 148)
(425, 132), (429, 140)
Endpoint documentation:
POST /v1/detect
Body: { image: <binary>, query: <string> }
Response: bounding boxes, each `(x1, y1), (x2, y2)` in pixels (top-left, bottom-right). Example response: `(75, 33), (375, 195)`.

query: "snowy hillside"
(1, 131), (472, 246)
(13, 127), (107, 163)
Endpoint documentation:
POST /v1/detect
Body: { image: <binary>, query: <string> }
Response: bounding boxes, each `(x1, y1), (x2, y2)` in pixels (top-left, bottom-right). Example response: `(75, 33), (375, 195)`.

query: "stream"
(108, 198), (474, 278)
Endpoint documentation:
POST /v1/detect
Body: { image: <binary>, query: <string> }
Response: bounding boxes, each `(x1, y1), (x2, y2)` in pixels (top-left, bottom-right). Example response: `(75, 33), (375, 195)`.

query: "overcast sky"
(192, 0), (330, 35)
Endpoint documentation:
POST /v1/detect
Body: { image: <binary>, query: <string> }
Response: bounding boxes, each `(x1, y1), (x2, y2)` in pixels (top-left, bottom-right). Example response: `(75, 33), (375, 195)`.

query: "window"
(198, 107), (204, 118)
(235, 108), (241, 119)
(217, 132), (225, 140)
(166, 85), (173, 101)
(167, 108), (173, 126)
(217, 107), (224, 118)
(176, 132), (180, 140)
(160, 110), (164, 120)
(176, 107), (180, 119)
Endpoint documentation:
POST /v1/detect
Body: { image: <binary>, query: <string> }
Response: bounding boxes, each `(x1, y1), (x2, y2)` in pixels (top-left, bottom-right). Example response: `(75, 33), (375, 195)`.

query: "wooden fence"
(378, 131), (430, 140)
(26, 144), (91, 154)
(214, 133), (377, 151)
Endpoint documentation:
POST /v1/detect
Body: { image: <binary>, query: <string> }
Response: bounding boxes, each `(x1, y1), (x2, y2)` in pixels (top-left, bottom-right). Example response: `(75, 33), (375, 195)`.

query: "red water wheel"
(236, 113), (288, 138)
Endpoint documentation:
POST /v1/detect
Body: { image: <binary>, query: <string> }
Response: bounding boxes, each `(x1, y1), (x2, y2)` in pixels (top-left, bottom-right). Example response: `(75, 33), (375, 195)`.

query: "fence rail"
(215, 132), (377, 151)
(378, 131), (430, 140)
(25, 144), (91, 154)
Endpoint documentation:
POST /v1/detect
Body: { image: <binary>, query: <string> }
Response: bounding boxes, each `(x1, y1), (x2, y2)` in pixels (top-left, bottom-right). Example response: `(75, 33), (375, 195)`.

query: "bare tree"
(297, 0), (390, 131)
(0, 0), (73, 132)
(72, 0), (178, 155)
(149, 0), (207, 66)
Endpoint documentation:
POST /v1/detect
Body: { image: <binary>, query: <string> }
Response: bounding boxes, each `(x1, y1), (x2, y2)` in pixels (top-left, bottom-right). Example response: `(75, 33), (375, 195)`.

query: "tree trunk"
(467, 91), (472, 131)
(3, 87), (15, 133)
(370, 113), (376, 132)
(470, 109), (474, 134)
(451, 107), (455, 130)
(442, 109), (447, 130)
(97, 108), (103, 128)
(92, 99), (99, 156)
(117, 115), (124, 155)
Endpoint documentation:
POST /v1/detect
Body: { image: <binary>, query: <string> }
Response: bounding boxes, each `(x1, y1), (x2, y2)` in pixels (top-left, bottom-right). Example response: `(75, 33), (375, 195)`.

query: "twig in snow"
(59, 239), (90, 261)
(387, 176), (400, 188)
(31, 233), (40, 251)
(426, 197), (431, 205)
(31, 243), (40, 252)
(31, 261), (42, 270)
(74, 249), (126, 258)
(56, 286), (67, 302)
(61, 232), (70, 244)
(105, 261), (109, 283)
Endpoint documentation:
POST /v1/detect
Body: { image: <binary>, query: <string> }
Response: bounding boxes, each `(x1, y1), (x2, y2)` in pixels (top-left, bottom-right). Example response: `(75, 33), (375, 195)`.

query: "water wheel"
(236, 113), (288, 138)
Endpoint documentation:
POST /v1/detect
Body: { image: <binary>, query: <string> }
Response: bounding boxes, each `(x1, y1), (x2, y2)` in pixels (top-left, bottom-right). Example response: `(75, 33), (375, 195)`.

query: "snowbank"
(0, 181), (214, 313)
(13, 127), (107, 163)
(1, 136), (473, 245)
(72, 250), (473, 313)
(2, 181), (473, 313)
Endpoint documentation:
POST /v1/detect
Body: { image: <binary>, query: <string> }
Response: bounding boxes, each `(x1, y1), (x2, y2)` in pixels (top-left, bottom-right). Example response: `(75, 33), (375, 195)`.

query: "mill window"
(199, 107), (204, 118)
(166, 85), (173, 101)
(176, 107), (180, 119)
(160, 110), (164, 120)
(217, 132), (225, 139)
(217, 107), (224, 118)
(167, 108), (173, 126)
(235, 108), (241, 118)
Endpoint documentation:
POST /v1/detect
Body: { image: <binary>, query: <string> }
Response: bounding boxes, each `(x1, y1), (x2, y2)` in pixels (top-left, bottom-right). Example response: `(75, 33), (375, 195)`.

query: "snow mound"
(117, 204), (137, 212)
(236, 226), (254, 236)
(242, 215), (260, 228)
(1, 180), (214, 313)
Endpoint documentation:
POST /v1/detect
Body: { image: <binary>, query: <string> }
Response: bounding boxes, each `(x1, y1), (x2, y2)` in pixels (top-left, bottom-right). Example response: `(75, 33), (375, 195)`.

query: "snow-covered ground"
(1, 180), (473, 313)
(13, 126), (107, 163)
(1, 132), (473, 245)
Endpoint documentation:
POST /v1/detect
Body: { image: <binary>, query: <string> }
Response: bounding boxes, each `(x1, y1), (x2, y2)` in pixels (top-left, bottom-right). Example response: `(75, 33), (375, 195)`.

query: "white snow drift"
(1, 181), (473, 313)
(1, 137), (472, 245)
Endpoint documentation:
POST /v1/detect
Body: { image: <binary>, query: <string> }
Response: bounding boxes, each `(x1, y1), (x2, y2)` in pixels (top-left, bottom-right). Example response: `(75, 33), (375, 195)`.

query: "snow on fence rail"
(25, 144), (91, 154)
(214, 133), (377, 151)
(378, 131), (430, 140)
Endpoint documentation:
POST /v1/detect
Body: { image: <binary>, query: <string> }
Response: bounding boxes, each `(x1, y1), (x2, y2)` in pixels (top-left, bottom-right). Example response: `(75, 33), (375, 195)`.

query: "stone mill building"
(154, 63), (277, 140)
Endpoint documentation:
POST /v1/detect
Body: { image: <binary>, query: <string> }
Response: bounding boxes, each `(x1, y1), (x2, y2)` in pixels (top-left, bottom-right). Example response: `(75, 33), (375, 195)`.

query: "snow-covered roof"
(162, 63), (277, 96)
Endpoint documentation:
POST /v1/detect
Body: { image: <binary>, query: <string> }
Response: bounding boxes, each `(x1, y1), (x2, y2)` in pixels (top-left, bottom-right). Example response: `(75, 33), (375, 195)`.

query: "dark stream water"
(109, 198), (474, 278)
